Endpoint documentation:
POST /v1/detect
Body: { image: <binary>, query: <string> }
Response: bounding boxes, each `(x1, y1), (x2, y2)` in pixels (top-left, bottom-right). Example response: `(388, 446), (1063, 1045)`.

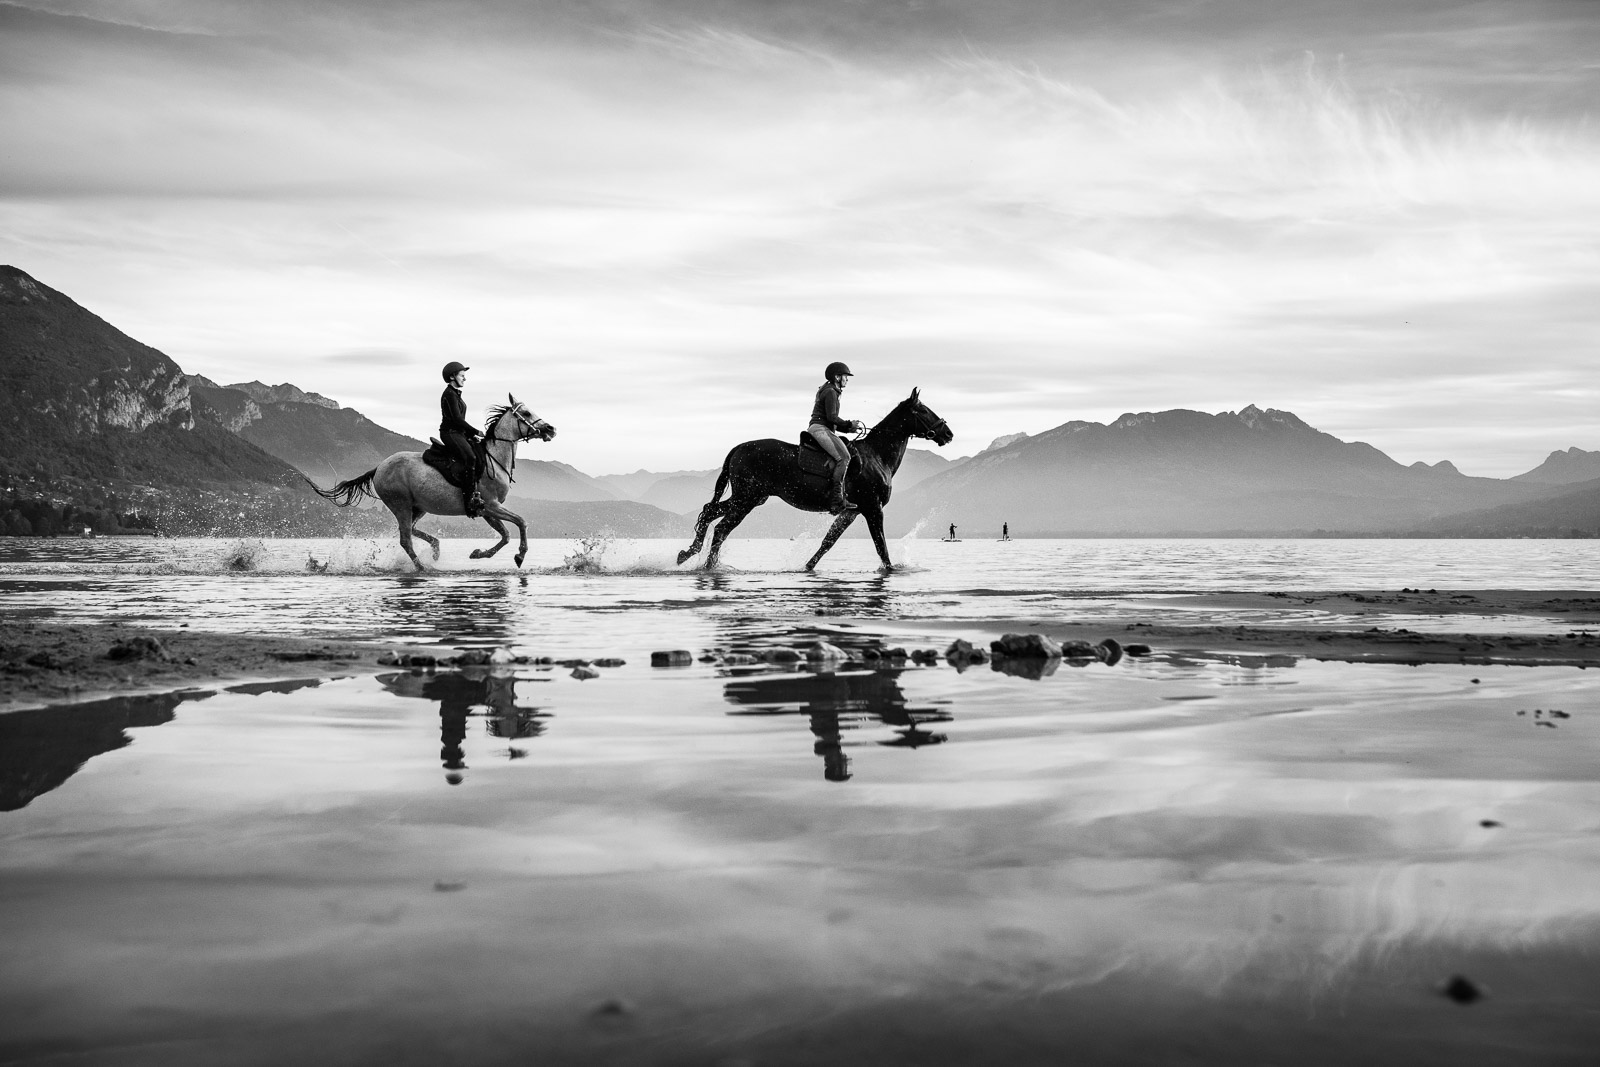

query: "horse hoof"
(675, 550), (692, 565)
(514, 554), (526, 569)
(469, 549), (485, 559)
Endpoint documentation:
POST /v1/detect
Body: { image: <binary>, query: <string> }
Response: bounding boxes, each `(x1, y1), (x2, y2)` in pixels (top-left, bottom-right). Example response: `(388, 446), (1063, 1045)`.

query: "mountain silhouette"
(891, 405), (1563, 535)
(0, 266), (309, 496)
(1414, 476), (1600, 537)
(1510, 447), (1600, 486)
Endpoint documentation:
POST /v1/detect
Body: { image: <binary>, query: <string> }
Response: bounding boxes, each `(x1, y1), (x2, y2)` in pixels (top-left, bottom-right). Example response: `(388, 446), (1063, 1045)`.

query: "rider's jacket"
(810, 382), (854, 432)
(440, 384), (480, 439)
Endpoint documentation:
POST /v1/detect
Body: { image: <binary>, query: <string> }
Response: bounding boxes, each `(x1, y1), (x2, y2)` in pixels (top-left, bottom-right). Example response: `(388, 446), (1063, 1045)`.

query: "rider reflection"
(723, 666), (950, 783)
(378, 670), (547, 784)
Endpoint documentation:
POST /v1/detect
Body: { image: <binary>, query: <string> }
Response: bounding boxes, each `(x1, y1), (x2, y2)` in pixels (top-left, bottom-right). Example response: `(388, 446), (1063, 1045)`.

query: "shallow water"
(5, 536), (1600, 1063)
(3, 536), (1599, 647)
(4, 653), (1600, 1064)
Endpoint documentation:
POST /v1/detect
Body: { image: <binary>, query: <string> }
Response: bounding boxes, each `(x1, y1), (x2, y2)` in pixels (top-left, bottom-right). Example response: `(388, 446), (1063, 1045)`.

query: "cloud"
(2, 1), (1597, 473)
(324, 347), (413, 366)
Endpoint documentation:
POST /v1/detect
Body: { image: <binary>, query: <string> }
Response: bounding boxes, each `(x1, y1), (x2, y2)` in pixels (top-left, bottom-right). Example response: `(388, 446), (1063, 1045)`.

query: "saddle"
(797, 433), (855, 479)
(422, 437), (487, 491)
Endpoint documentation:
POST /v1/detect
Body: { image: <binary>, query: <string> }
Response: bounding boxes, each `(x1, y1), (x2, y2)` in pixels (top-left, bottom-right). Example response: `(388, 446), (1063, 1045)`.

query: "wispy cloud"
(2, 1), (1597, 473)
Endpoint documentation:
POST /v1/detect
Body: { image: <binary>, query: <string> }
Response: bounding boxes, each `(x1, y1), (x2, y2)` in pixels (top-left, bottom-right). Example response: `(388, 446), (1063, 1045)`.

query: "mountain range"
(3, 263), (1596, 539)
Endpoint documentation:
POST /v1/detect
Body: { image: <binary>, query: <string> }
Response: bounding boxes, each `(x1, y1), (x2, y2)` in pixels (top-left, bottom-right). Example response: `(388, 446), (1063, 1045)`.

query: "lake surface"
(4, 537), (1600, 1064)
(4, 535), (1600, 649)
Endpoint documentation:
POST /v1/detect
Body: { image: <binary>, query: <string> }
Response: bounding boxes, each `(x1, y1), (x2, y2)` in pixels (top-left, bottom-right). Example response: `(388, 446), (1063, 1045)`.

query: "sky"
(2, 0), (1598, 476)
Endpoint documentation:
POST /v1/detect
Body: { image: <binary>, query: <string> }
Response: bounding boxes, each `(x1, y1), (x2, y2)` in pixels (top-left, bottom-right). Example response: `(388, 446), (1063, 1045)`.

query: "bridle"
(483, 404), (552, 484)
(912, 405), (949, 442)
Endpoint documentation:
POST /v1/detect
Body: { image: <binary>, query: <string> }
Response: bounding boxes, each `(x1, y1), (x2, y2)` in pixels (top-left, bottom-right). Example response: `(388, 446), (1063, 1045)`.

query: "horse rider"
(809, 361), (863, 513)
(440, 361), (485, 517)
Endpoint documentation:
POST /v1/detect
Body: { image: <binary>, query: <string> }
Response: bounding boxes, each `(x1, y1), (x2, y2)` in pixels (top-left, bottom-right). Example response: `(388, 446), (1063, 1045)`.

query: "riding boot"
(828, 462), (851, 514)
(464, 486), (484, 518)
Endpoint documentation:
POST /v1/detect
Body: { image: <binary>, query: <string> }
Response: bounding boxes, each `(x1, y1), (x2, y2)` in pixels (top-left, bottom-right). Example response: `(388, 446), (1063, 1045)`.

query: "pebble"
(593, 657), (626, 668)
(106, 636), (170, 662)
(804, 641), (849, 662)
(1124, 643), (1152, 656)
(651, 650), (693, 667)
(570, 666), (600, 680)
(1439, 975), (1483, 1004)
(944, 639), (988, 665)
(991, 633), (1062, 659)
(762, 648), (801, 663)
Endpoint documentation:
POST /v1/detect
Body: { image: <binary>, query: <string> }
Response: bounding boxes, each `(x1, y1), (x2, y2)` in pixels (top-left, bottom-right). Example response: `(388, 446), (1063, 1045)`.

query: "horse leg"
(805, 510), (859, 571)
(862, 506), (895, 573)
(385, 497), (424, 571)
(704, 496), (762, 569)
(411, 510), (441, 562)
(677, 498), (728, 565)
(677, 464), (734, 565)
(470, 512), (512, 560)
(480, 502), (529, 568)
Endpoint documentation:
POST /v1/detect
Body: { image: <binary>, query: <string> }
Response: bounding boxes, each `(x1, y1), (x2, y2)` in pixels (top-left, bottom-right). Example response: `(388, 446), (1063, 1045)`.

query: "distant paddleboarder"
(1002, 522), (1009, 540)
(949, 523), (957, 540)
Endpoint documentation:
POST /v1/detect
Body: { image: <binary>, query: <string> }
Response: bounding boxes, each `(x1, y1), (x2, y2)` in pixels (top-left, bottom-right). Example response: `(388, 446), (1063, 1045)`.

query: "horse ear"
(508, 392), (516, 404)
(910, 387), (920, 401)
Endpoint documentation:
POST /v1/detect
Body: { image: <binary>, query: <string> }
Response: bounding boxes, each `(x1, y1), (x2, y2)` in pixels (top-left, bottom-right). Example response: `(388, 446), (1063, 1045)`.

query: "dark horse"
(676, 388), (953, 572)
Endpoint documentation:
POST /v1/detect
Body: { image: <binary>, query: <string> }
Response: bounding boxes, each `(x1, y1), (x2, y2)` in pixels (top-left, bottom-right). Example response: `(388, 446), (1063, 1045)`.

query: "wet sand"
(0, 618), (404, 713)
(7, 587), (1599, 714)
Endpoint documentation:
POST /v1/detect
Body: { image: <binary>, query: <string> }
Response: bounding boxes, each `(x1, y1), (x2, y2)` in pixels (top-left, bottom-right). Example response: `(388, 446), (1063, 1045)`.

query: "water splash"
(221, 539), (268, 572)
(557, 534), (614, 573)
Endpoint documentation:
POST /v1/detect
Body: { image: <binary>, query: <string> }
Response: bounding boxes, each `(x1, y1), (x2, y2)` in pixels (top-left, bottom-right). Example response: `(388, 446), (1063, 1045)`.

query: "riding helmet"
(825, 361), (853, 381)
(441, 361), (470, 381)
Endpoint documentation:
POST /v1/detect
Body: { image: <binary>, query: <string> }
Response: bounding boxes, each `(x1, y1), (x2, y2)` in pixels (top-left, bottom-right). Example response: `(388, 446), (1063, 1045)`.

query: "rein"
(483, 407), (547, 485)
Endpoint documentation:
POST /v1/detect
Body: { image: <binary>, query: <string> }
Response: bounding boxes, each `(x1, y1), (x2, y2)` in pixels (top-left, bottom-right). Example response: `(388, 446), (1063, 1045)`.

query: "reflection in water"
(379, 574), (520, 647)
(226, 678), (329, 697)
(724, 667), (951, 782)
(0, 689), (215, 811)
(379, 670), (548, 784)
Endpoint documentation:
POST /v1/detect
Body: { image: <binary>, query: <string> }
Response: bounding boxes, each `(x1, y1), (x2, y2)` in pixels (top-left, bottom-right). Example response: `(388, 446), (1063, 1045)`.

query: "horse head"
(491, 394), (556, 442)
(904, 387), (954, 446)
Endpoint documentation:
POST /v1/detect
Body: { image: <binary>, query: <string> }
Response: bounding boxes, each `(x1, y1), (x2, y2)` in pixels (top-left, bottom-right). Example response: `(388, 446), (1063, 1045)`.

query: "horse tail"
(307, 469), (377, 508)
(708, 457), (732, 506)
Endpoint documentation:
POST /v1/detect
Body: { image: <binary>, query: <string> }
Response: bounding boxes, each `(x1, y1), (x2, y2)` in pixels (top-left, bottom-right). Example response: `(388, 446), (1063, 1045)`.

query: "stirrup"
(465, 490), (485, 518)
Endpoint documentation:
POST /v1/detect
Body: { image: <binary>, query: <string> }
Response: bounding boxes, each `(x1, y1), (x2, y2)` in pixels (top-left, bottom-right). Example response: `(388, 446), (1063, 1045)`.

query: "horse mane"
(867, 394), (916, 436)
(484, 403), (513, 437)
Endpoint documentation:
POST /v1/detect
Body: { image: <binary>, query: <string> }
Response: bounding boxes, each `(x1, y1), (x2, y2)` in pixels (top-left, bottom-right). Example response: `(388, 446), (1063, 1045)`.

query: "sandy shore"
(0, 619), (407, 713)
(6, 587), (1600, 713)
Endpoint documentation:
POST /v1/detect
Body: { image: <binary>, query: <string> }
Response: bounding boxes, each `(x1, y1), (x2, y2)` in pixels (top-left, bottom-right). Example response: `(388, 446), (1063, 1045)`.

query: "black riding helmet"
(825, 361), (853, 381)
(442, 361), (470, 381)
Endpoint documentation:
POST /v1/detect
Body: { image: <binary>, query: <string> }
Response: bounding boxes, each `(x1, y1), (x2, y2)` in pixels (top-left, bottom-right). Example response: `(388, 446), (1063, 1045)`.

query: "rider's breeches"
(809, 423), (850, 498)
(808, 424), (849, 464)
(442, 431), (477, 482)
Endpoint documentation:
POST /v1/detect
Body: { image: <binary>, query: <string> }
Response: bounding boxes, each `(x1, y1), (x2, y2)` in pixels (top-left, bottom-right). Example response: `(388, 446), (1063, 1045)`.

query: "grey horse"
(310, 396), (555, 570)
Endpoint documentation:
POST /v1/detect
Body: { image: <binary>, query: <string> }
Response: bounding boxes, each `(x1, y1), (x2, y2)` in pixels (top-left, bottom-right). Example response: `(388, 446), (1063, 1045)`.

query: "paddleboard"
(940, 538), (962, 542)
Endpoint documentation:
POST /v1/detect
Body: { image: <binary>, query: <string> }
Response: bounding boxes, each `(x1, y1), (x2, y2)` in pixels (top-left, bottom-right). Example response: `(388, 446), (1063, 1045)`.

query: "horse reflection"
(379, 574), (519, 646)
(378, 671), (547, 784)
(723, 667), (951, 782)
